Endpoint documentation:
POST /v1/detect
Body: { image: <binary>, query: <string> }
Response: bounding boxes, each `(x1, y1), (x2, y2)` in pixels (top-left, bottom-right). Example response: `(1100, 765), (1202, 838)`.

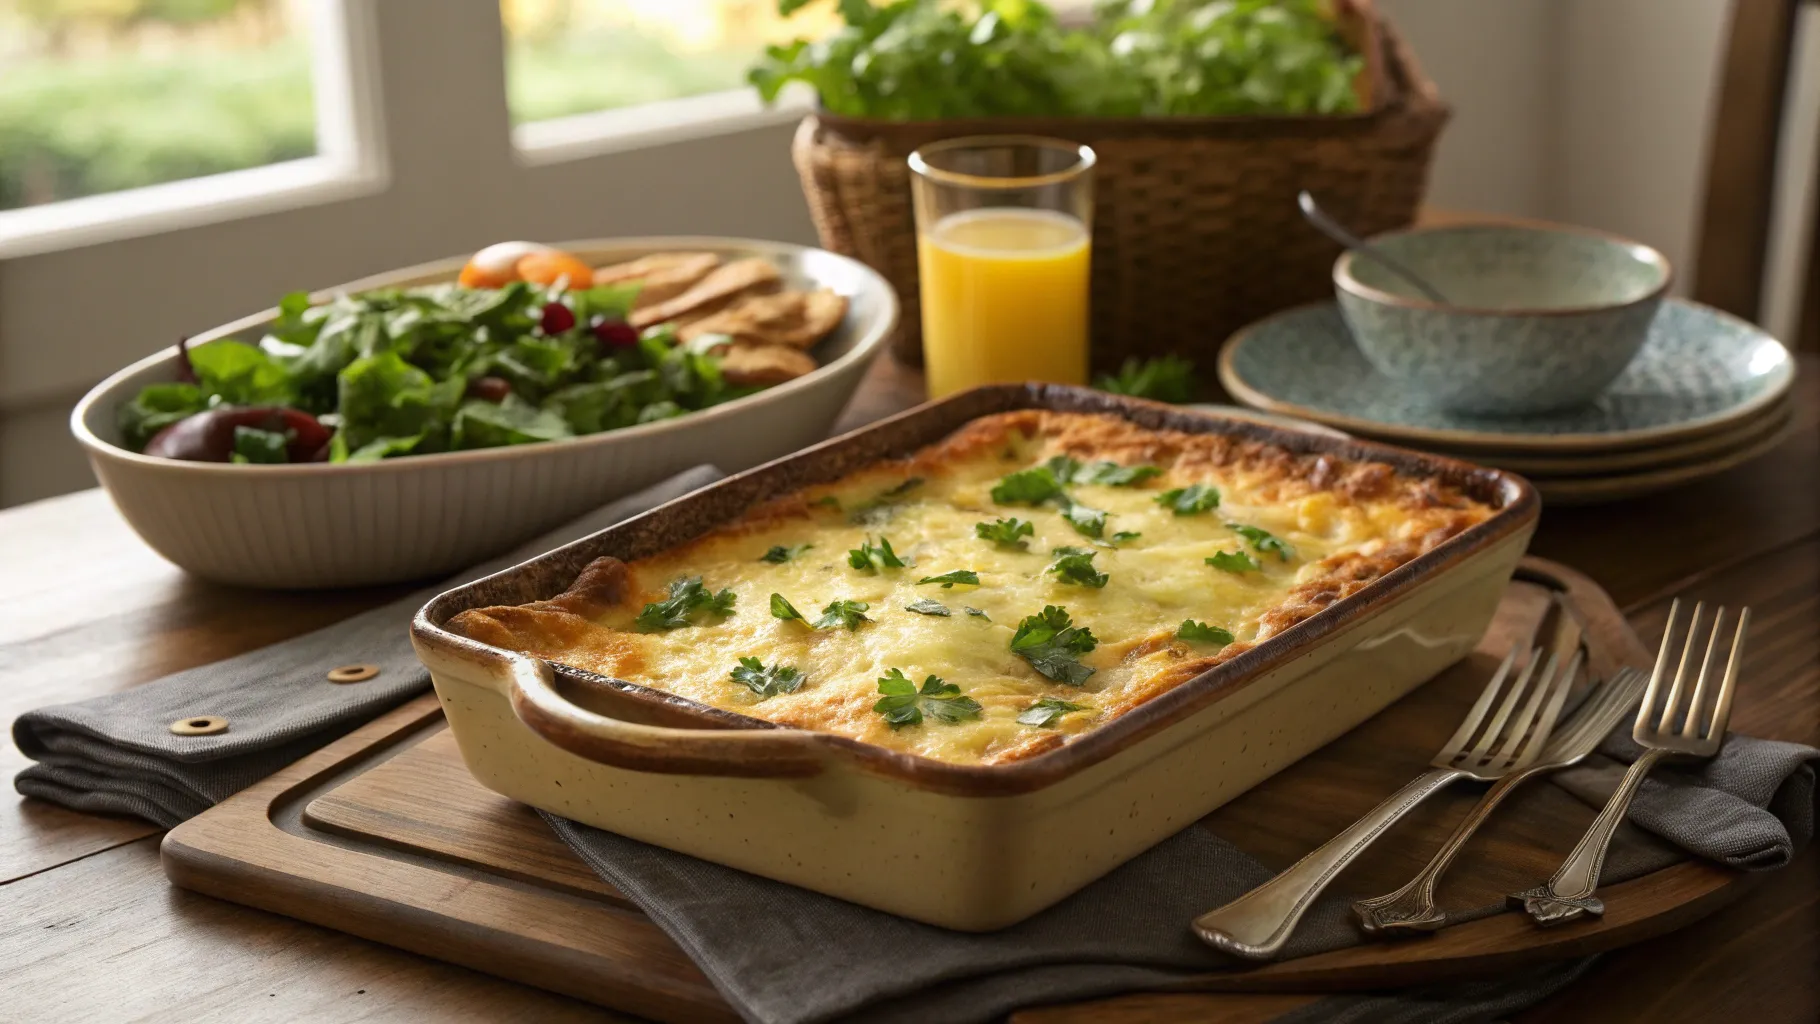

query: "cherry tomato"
(517, 250), (594, 289)
(465, 376), (512, 403)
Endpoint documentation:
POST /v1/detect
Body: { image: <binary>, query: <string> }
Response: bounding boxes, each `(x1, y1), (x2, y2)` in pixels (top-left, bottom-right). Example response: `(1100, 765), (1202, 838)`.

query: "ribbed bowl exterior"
(73, 238), (896, 589)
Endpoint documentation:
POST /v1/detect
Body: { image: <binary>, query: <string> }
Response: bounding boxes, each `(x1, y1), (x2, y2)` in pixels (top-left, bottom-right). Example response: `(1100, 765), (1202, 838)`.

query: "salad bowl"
(71, 237), (897, 588)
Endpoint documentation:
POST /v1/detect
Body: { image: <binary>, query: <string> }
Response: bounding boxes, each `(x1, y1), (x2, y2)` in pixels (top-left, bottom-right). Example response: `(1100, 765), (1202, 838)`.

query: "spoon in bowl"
(1297, 190), (1453, 306)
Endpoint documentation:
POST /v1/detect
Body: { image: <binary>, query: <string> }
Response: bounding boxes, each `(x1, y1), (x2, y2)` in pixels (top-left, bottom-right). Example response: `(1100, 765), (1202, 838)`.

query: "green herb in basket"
(750, 0), (1364, 120)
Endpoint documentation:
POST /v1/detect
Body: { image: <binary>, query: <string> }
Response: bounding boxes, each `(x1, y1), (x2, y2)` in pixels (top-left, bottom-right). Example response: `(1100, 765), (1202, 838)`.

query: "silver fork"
(1191, 643), (1579, 960)
(1510, 600), (1750, 926)
(1353, 664), (1641, 936)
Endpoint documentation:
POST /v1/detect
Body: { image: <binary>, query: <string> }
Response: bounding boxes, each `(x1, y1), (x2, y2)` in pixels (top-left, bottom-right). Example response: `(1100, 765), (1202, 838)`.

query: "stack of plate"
(1216, 299), (1797, 504)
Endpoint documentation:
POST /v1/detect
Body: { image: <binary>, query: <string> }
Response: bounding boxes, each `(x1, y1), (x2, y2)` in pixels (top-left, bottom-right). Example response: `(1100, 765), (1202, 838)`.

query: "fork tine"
(1679, 607), (1727, 739)
(1510, 649), (1583, 769)
(1440, 646), (1518, 758)
(1706, 607), (1750, 743)
(1489, 649), (1566, 770)
(1658, 601), (1705, 735)
(1559, 667), (1646, 752)
(1467, 646), (1542, 762)
(1635, 600), (1682, 737)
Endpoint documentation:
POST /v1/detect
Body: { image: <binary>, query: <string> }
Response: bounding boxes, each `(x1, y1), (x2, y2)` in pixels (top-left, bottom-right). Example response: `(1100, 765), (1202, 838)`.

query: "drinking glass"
(908, 136), (1096, 398)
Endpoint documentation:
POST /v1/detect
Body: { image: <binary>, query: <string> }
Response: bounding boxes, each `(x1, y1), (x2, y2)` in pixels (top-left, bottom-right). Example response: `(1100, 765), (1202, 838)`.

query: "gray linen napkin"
(543, 725), (1817, 1024)
(12, 465), (726, 827)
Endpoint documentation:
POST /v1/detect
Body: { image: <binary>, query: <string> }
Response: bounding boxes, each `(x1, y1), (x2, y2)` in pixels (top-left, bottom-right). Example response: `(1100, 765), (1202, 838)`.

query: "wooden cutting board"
(163, 559), (1751, 1022)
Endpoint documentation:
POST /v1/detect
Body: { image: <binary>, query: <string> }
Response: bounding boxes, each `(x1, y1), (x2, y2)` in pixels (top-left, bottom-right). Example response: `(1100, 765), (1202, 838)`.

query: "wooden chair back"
(1692, 0), (1820, 352)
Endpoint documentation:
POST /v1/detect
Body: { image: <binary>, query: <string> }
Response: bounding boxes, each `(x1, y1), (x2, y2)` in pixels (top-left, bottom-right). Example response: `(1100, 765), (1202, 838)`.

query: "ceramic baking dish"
(411, 385), (1538, 930)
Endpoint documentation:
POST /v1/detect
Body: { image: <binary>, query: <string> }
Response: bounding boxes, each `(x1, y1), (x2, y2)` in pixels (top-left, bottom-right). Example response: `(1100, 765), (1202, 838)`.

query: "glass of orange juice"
(908, 136), (1095, 398)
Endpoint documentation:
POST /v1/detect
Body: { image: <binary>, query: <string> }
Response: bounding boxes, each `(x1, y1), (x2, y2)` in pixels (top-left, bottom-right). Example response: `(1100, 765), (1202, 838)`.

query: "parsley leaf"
(1155, 483), (1221, 515)
(770, 594), (807, 623)
(1228, 522), (1295, 561)
(812, 495), (841, 510)
(965, 606), (990, 620)
(635, 577), (736, 630)
(1073, 461), (1162, 487)
(1095, 355), (1197, 403)
(1047, 547), (1109, 588)
(812, 599), (871, 631)
(1109, 530), (1142, 545)
(917, 569), (980, 588)
(1178, 620), (1236, 646)
(1018, 697), (1084, 728)
(976, 517), (1036, 549)
(1060, 500), (1109, 539)
(847, 535), (911, 571)
(906, 598), (951, 616)
(1009, 605), (1098, 685)
(872, 669), (983, 728)
(991, 465), (1067, 505)
(729, 656), (805, 699)
(1206, 550), (1261, 573)
(759, 544), (813, 564)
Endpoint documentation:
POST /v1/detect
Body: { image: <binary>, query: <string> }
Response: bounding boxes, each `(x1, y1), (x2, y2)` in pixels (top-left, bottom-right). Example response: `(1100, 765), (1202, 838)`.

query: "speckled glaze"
(1335, 224), (1672, 414)
(412, 384), (1537, 930)
(1221, 300), (1796, 451)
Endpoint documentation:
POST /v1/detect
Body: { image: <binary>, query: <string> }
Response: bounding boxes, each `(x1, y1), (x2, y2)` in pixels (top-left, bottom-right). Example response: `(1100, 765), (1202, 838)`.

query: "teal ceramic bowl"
(1333, 223), (1672, 415)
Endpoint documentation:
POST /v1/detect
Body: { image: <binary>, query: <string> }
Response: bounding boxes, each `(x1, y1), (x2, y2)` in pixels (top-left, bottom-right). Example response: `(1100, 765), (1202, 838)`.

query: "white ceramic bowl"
(71, 237), (897, 589)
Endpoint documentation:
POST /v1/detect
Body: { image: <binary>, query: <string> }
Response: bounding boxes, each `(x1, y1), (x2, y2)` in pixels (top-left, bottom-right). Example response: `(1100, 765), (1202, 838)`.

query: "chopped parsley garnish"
(759, 544), (813, 564)
(872, 669), (983, 728)
(965, 606), (990, 619)
(1073, 461), (1162, 487)
(1095, 355), (1197, 403)
(917, 569), (980, 588)
(729, 657), (805, 698)
(1047, 547), (1108, 588)
(1060, 500), (1109, 539)
(1228, 522), (1295, 561)
(635, 576), (736, 630)
(1178, 620), (1236, 646)
(905, 598), (951, 616)
(847, 535), (910, 571)
(812, 599), (871, 631)
(812, 495), (841, 510)
(1155, 483), (1221, 515)
(1018, 697), (1085, 728)
(1206, 550), (1261, 573)
(1109, 531), (1141, 545)
(1009, 605), (1098, 685)
(770, 593), (805, 621)
(991, 465), (1067, 505)
(976, 517), (1036, 549)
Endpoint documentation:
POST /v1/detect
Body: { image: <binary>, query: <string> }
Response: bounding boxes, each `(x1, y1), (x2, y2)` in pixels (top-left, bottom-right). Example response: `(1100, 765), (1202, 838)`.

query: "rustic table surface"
(2, 353), (1816, 1023)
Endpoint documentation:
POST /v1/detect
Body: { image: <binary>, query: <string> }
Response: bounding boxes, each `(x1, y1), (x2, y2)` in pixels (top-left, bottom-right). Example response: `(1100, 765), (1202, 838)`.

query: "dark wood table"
(3, 354), (1816, 1022)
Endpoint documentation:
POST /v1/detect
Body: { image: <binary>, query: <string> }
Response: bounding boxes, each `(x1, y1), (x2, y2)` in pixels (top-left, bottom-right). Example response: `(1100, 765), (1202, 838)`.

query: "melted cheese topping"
(450, 411), (1494, 766)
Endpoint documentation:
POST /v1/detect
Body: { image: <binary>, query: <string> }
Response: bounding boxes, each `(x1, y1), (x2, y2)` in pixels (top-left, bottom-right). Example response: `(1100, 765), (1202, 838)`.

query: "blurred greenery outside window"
(500, 0), (835, 125)
(0, 0), (834, 213)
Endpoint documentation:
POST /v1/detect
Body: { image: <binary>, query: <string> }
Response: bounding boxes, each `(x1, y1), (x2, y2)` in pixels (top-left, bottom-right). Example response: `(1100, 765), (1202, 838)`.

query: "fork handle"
(1193, 767), (1462, 959)
(1510, 747), (1670, 926)
(1354, 764), (1543, 935)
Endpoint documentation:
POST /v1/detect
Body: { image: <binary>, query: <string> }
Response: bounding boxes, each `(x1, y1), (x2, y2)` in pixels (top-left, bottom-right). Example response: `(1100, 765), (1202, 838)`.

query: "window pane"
(503, 0), (833, 124)
(0, 0), (317, 212)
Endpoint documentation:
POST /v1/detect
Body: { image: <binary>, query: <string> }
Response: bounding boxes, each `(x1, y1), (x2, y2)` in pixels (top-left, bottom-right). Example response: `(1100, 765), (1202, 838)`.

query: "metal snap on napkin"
(327, 664), (380, 684)
(169, 716), (228, 736)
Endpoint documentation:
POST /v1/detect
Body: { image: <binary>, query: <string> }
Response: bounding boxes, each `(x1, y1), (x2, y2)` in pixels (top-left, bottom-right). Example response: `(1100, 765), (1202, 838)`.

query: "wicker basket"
(791, 13), (1448, 371)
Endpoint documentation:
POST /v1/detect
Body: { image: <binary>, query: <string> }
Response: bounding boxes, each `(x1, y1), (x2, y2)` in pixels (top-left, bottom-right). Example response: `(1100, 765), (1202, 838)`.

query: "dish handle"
(504, 654), (828, 778)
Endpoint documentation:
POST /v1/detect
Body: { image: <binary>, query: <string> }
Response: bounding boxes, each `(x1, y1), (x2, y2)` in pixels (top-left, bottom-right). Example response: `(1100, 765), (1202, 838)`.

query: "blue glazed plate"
(1218, 299), (1795, 451)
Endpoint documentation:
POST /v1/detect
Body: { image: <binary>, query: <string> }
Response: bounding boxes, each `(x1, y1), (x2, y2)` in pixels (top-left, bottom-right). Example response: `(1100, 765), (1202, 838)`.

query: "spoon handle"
(1297, 191), (1452, 305)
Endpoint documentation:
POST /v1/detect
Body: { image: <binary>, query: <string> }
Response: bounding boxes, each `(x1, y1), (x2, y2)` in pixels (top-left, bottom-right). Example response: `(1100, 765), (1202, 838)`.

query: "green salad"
(750, 0), (1366, 120)
(119, 279), (755, 465)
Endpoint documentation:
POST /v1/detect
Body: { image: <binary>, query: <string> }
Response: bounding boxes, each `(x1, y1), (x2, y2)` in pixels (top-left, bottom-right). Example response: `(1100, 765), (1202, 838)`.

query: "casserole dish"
(70, 237), (897, 589)
(412, 385), (1538, 930)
